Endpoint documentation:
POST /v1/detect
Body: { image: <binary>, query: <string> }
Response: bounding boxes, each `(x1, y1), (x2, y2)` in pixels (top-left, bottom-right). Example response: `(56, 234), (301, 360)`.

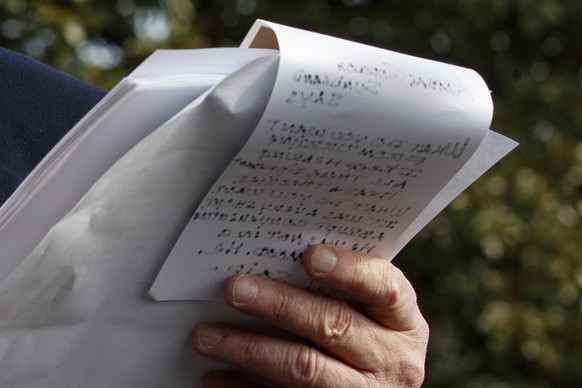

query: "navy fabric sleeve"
(0, 47), (107, 205)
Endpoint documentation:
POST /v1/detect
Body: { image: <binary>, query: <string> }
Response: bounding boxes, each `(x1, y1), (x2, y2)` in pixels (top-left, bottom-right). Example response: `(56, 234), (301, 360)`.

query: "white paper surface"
(0, 48), (275, 284)
(150, 21), (513, 302)
(0, 55), (280, 387)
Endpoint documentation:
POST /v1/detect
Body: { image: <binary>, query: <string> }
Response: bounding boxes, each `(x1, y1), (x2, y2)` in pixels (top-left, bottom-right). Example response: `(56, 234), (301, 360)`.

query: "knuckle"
(349, 256), (396, 302)
(366, 352), (426, 388)
(411, 318), (430, 358)
(417, 317), (430, 343)
(270, 288), (294, 321)
(239, 333), (261, 364)
(386, 266), (413, 310)
(289, 345), (324, 387)
(347, 258), (372, 291)
(320, 300), (353, 343)
(396, 356), (426, 388)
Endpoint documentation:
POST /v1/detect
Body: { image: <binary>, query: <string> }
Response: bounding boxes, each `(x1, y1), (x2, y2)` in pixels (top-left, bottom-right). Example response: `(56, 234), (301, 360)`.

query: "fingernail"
(232, 275), (258, 304)
(197, 325), (223, 350)
(311, 247), (337, 274)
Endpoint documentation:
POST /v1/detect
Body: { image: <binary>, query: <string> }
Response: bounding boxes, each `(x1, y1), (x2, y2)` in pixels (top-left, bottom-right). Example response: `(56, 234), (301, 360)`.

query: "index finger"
(304, 244), (426, 333)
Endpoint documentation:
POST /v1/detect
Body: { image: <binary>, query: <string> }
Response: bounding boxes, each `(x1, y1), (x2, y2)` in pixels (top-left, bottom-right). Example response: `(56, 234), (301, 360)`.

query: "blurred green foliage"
(1, 0), (581, 386)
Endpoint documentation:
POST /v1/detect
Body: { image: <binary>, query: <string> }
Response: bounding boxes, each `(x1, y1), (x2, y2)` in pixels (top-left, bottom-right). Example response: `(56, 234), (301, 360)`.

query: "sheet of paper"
(149, 21), (505, 302)
(0, 48), (275, 283)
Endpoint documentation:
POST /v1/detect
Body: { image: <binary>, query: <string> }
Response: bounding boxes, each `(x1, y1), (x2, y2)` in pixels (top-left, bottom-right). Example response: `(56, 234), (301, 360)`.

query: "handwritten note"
(149, 20), (494, 301)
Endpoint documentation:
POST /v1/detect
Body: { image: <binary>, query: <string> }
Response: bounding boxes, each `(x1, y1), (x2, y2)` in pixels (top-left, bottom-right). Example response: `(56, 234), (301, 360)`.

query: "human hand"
(193, 244), (429, 387)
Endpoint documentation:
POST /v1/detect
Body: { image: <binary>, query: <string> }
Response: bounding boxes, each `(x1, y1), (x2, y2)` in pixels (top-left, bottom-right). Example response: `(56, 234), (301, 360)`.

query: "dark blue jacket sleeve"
(0, 47), (107, 205)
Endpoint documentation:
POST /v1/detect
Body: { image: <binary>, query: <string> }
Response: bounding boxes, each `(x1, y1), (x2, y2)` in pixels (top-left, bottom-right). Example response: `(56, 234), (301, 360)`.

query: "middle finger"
(223, 274), (397, 368)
